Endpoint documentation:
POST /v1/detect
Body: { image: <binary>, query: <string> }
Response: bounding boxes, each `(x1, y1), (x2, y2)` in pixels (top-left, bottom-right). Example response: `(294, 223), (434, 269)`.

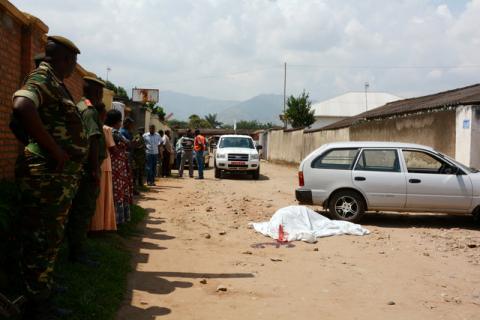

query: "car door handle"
(409, 179), (421, 184)
(354, 177), (366, 181)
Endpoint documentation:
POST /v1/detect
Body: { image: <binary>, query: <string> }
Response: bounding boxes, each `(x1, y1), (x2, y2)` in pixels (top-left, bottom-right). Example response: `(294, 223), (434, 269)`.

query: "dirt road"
(117, 161), (480, 320)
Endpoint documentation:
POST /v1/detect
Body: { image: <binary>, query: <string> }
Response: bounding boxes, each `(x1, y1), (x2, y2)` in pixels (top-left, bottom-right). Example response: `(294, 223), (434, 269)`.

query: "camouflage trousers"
(66, 169), (100, 258)
(15, 152), (81, 301)
(133, 159), (145, 187)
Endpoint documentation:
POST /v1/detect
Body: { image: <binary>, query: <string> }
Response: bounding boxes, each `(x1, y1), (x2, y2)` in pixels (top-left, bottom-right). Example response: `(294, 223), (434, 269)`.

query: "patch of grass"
(53, 204), (147, 320)
(137, 185), (149, 193)
(117, 204), (148, 237)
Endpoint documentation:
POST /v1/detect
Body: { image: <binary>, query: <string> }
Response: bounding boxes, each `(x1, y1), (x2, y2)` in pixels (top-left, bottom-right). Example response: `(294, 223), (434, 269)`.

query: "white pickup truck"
(214, 135), (262, 179)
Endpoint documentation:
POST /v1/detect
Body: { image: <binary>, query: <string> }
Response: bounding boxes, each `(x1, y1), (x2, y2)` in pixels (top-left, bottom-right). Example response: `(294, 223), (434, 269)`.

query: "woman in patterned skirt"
(111, 117), (133, 225)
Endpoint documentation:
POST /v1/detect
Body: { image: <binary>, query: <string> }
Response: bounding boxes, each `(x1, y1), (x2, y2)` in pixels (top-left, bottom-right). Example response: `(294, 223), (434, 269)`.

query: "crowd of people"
(0, 35), (208, 320)
(143, 126), (207, 183)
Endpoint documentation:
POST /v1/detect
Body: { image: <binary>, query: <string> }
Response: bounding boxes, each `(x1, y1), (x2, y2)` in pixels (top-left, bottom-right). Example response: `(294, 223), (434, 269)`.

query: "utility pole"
(283, 62), (287, 128)
(106, 67), (111, 82)
(364, 81), (370, 112)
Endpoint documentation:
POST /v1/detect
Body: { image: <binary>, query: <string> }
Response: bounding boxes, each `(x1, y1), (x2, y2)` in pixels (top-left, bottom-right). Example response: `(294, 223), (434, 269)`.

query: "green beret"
(47, 35), (81, 54)
(83, 72), (106, 87)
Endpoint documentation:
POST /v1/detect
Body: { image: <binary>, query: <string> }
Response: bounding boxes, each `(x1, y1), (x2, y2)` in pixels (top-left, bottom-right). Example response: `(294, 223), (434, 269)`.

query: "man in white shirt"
(143, 125), (162, 186)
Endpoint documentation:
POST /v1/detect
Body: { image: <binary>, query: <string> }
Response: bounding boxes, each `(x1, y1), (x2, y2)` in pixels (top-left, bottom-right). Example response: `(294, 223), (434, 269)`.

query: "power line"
(140, 65), (279, 87)
(135, 63), (480, 88)
(288, 64), (480, 70)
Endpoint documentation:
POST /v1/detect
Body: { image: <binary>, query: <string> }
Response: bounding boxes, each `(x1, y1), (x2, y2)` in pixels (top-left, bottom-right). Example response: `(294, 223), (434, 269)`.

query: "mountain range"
(159, 90), (284, 124)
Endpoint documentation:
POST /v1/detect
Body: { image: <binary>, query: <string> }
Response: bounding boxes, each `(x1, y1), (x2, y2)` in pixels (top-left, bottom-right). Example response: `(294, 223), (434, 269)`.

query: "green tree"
(232, 120), (274, 130)
(221, 123), (233, 129)
(188, 114), (212, 129)
(144, 102), (166, 121)
(204, 113), (222, 128)
(284, 90), (315, 128)
(104, 80), (129, 99)
(105, 80), (116, 91)
(116, 86), (129, 99)
(167, 119), (189, 129)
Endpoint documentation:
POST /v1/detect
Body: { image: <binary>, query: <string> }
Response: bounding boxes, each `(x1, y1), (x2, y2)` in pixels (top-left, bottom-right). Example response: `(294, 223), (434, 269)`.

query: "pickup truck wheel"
(252, 169), (260, 180)
(215, 167), (221, 179)
(328, 191), (365, 222)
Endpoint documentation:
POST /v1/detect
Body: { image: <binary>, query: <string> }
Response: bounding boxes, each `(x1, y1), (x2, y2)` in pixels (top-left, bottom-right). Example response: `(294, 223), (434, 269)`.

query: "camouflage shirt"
(13, 62), (88, 164)
(77, 97), (107, 163)
(132, 133), (146, 162)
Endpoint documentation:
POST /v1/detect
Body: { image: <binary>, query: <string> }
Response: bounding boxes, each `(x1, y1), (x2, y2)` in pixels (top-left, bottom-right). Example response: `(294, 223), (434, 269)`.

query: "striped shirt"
(180, 136), (194, 151)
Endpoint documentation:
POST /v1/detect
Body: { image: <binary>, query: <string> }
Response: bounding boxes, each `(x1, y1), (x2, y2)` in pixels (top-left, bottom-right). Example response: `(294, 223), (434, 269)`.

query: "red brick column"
(0, 1), (89, 179)
(0, 3), (24, 179)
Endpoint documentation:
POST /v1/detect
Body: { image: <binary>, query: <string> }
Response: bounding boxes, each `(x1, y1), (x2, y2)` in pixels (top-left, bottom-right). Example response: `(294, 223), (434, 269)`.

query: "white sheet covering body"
(251, 206), (370, 242)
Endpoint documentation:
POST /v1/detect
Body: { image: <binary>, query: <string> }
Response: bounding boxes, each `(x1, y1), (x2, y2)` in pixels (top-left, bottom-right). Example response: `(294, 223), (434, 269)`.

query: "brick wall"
(0, 3), (23, 179)
(0, 0), (87, 179)
(64, 70), (85, 103)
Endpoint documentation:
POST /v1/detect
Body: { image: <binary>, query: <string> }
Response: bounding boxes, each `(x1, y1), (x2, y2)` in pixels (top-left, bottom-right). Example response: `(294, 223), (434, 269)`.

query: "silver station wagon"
(296, 142), (480, 222)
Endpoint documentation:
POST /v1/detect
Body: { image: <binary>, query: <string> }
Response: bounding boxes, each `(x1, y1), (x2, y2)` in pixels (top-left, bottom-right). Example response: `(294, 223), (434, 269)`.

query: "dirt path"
(117, 161), (480, 320)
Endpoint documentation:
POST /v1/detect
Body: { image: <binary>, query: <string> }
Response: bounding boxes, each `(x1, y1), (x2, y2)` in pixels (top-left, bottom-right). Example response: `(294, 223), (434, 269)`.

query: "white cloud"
(10, 0), (479, 102)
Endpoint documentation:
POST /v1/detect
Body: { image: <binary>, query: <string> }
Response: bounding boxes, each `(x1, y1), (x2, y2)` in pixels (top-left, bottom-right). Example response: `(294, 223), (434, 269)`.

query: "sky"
(10, 0), (480, 102)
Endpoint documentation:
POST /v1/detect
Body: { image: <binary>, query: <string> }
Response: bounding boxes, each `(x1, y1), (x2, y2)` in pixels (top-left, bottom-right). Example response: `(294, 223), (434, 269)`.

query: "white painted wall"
(470, 106), (480, 169)
(144, 109), (151, 131)
(455, 105), (480, 168)
(455, 106), (472, 166)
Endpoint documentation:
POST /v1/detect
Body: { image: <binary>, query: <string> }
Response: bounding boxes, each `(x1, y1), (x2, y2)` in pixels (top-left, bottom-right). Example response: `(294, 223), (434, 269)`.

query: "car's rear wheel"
(328, 191), (365, 222)
(215, 167), (221, 179)
(252, 168), (260, 180)
(472, 207), (480, 225)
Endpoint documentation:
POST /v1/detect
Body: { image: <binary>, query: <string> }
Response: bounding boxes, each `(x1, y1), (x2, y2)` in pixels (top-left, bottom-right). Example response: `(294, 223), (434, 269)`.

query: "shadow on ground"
(219, 172), (269, 181)
(316, 210), (479, 230)
(119, 206), (254, 319)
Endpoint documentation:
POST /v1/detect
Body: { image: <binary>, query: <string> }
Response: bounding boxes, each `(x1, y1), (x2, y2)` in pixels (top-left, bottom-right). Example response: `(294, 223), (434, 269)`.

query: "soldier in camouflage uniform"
(12, 36), (86, 319)
(132, 127), (146, 190)
(65, 73), (106, 265)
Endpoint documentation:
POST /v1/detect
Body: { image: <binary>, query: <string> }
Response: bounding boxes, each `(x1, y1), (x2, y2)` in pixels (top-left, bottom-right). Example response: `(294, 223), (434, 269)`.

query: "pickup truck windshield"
(219, 137), (254, 149)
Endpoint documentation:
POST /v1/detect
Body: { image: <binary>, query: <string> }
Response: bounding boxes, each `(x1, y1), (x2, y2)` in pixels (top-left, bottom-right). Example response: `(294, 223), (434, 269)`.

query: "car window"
(219, 137), (254, 149)
(311, 148), (359, 170)
(441, 153), (476, 173)
(403, 150), (455, 174)
(355, 149), (400, 172)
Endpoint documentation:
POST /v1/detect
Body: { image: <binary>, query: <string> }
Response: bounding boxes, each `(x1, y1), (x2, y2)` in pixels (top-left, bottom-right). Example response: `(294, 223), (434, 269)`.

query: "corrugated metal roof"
(319, 83), (480, 131)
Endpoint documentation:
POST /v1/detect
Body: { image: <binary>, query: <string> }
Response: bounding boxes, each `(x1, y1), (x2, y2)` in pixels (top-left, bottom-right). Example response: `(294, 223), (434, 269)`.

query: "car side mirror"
(256, 145), (263, 150)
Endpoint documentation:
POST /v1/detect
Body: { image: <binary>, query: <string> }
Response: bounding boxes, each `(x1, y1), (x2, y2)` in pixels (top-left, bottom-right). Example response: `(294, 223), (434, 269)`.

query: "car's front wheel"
(252, 168), (260, 180)
(328, 191), (365, 222)
(215, 167), (221, 179)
